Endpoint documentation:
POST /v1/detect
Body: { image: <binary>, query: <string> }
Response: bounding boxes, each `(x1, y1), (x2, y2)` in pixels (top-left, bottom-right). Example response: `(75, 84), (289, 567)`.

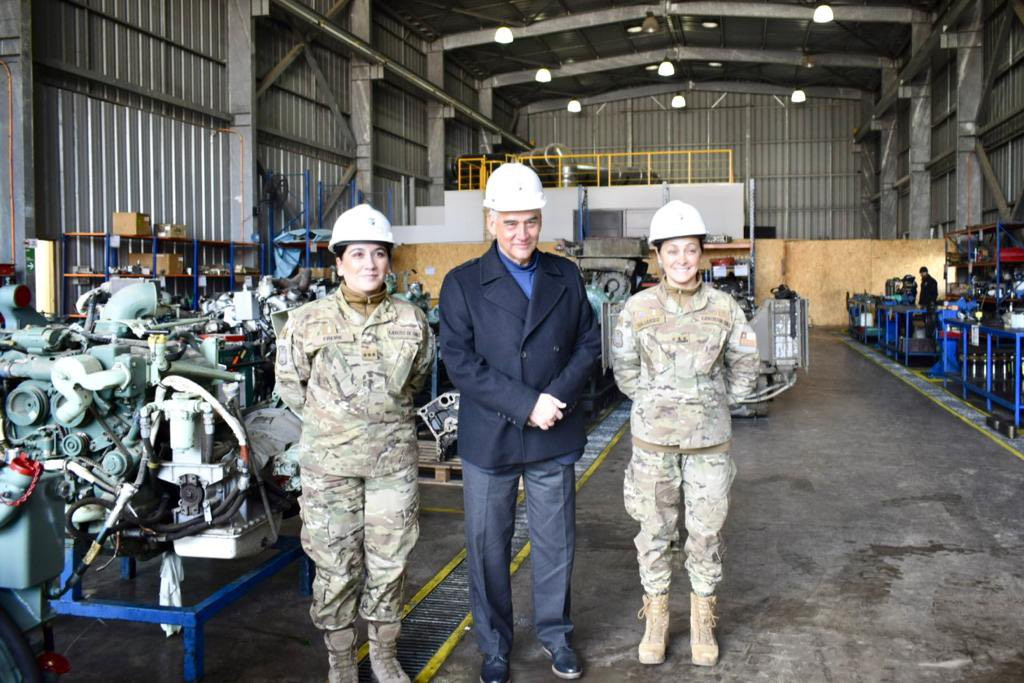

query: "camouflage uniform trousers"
(299, 463), (419, 629)
(623, 445), (736, 597)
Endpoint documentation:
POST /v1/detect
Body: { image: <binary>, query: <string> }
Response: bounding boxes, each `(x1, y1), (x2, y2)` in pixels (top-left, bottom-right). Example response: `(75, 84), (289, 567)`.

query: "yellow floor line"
(414, 419), (631, 681)
(421, 507), (464, 515)
(848, 340), (1024, 463)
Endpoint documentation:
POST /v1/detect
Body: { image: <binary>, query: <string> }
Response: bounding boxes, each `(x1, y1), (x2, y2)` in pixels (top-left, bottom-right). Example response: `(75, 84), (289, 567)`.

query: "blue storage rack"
(942, 319), (1024, 426)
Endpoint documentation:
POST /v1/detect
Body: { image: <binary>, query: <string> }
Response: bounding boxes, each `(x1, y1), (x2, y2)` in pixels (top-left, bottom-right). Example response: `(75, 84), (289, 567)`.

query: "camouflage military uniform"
(612, 281), (758, 597)
(276, 290), (433, 628)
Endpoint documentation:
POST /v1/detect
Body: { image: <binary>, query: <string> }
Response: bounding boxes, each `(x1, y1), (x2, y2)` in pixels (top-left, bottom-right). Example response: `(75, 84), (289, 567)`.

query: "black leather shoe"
(479, 654), (510, 683)
(543, 646), (582, 680)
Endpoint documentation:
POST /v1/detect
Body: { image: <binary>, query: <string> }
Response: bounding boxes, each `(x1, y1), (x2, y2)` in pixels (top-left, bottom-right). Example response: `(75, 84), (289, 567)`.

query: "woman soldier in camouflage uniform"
(276, 204), (434, 683)
(611, 200), (759, 668)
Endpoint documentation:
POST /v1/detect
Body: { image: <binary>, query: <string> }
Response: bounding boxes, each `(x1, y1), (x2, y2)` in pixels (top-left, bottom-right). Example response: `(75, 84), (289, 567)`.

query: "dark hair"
(332, 242), (393, 260)
(652, 235), (704, 252)
(919, 266), (928, 274)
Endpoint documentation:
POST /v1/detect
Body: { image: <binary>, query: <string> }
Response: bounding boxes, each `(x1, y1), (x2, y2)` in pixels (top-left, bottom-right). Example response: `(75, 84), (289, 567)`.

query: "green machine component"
(0, 465), (65, 631)
(0, 285), (47, 331)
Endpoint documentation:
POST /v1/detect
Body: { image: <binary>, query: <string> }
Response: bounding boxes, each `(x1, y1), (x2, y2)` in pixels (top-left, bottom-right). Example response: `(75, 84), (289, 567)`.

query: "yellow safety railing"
(457, 155), (516, 191)
(457, 149), (733, 190)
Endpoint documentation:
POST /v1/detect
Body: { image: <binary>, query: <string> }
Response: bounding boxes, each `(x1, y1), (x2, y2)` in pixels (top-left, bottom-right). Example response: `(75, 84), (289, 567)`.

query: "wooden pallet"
(418, 440), (464, 485)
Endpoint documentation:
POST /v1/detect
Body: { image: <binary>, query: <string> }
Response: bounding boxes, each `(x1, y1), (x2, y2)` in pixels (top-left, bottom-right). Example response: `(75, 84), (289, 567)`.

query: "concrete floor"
(54, 330), (1024, 681)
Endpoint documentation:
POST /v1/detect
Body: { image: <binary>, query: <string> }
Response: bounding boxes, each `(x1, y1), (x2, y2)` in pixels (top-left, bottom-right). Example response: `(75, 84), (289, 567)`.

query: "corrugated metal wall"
(525, 93), (867, 238)
(35, 0), (227, 122)
(980, 0), (1024, 223)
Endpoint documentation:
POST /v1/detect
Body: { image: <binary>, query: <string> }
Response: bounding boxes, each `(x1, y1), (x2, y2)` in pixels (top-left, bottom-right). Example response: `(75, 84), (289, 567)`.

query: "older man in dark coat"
(439, 163), (601, 683)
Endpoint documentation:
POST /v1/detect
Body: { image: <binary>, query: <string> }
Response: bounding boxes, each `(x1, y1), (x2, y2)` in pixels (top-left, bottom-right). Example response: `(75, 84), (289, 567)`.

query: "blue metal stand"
(52, 537), (313, 682)
(942, 319), (1024, 426)
(877, 303), (937, 365)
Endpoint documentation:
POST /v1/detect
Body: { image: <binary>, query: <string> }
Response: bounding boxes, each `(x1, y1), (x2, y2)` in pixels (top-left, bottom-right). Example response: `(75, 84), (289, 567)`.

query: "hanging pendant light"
(671, 94), (686, 109)
(791, 88), (807, 103)
(813, 4), (834, 23)
(641, 11), (660, 33)
(494, 26), (514, 44)
(657, 59), (675, 77)
(535, 67), (552, 83)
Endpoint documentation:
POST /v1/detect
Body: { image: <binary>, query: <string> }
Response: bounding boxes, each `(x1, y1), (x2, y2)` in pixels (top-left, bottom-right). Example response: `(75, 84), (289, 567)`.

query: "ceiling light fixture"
(657, 59), (675, 77)
(671, 94), (686, 108)
(701, 20), (719, 29)
(626, 25), (643, 34)
(791, 88), (807, 103)
(494, 26), (514, 44)
(567, 99), (582, 113)
(535, 67), (552, 83)
(645, 64), (660, 71)
(641, 11), (660, 33)
(708, 61), (723, 68)
(813, 4), (834, 23)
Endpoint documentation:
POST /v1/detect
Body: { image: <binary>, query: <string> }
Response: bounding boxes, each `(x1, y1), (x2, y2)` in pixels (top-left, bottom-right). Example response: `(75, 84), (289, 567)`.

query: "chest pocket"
(306, 324), (360, 401)
(384, 322), (423, 396)
(694, 321), (729, 375)
(637, 318), (728, 380)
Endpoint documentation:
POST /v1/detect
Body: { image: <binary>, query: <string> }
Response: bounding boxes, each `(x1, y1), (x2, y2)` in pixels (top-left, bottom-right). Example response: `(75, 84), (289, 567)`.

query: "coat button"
(521, 351), (527, 359)
(553, 345), (560, 352)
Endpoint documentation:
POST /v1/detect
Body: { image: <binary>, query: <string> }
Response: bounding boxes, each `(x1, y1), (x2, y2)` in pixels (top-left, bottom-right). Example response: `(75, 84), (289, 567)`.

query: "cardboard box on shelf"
(112, 212), (151, 237)
(125, 252), (185, 275)
(309, 267), (337, 281)
(156, 223), (188, 239)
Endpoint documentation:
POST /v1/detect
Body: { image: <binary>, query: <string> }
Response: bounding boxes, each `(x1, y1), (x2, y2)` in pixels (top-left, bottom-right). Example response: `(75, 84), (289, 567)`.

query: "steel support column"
(878, 114), (899, 238)
(350, 0), (374, 198)
(226, 0), (258, 243)
(0, 0), (34, 286)
(477, 84), (500, 153)
(426, 45), (447, 204)
(907, 20), (931, 238)
(955, 5), (983, 229)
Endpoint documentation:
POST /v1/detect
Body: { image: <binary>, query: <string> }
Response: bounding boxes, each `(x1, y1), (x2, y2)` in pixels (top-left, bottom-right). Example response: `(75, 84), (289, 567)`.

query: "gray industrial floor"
(54, 330), (1024, 682)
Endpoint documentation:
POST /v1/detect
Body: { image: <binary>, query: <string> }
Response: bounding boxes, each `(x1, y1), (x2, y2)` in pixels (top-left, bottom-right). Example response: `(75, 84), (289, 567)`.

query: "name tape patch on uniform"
(634, 313), (665, 331)
(388, 326), (421, 341)
(698, 313), (730, 326)
(739, 332), (757, 349)
(321, 332), (356, 344)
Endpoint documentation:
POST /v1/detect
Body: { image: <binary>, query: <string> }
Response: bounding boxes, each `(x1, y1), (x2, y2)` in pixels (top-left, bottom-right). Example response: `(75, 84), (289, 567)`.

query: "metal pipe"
(270, 0), (531, 149)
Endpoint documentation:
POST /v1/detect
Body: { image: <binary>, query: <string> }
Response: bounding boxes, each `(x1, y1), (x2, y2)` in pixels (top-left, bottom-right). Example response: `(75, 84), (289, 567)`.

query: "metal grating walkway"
(356, 402), (632, 682)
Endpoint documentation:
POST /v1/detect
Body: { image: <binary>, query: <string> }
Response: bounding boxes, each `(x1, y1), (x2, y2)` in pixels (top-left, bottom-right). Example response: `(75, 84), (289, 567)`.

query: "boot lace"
(694, 596), (718, 640)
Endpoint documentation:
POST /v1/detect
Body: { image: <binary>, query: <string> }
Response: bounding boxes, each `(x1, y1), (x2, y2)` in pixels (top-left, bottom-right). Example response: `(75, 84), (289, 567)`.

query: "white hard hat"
(483, 163), (547, 212)
(649, 200), (707, 243)
(328, 204), (394, 251)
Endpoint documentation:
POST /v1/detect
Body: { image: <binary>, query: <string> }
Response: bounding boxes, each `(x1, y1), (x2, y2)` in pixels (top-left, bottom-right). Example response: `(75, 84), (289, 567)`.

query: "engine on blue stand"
(0, 281), (298, 628)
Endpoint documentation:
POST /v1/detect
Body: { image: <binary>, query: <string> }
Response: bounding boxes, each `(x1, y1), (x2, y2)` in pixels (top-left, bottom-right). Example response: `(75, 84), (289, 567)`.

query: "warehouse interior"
(0, 0), (1022, 681)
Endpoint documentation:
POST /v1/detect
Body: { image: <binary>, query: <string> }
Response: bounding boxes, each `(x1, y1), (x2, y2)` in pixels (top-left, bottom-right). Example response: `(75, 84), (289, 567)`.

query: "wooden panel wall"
(753, 239), (946, 326)
(390, 238), (945, 326)
(391, 241), (562, 301)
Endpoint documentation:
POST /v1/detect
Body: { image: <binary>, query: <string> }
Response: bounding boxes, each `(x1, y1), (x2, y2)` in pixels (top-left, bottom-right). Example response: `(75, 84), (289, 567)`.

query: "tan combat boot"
(368, 621), (410, 683)
(690, 592), (719, 666)
(324, 627), (358, 683)
(637, 593), (670, 664)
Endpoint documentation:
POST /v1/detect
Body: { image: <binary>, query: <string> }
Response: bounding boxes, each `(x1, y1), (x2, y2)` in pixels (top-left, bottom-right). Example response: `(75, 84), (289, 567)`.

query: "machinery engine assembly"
(0, 282), (297, 601)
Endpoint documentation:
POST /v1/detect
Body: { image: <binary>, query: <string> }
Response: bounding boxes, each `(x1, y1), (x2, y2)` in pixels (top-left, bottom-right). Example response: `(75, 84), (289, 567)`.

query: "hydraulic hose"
(160, 375), (250, 468)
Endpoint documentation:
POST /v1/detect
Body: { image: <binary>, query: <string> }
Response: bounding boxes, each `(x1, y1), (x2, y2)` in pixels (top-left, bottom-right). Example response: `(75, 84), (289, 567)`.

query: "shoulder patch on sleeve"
(739, 331), (757, 349)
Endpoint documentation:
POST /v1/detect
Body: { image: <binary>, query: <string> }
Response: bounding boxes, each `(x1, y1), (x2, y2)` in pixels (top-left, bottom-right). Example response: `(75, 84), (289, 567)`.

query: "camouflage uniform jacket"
(612, 282), (759, 449)
(275, 290), (434, 477)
